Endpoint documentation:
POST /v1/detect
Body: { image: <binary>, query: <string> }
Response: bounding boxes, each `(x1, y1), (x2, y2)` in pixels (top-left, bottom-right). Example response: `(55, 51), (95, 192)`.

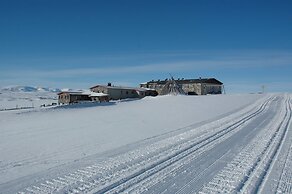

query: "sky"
(0, 0), (292, 93)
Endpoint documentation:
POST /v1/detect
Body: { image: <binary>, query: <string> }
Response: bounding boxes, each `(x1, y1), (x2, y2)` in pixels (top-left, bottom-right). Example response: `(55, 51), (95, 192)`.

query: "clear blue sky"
(1, 0), (292, 93)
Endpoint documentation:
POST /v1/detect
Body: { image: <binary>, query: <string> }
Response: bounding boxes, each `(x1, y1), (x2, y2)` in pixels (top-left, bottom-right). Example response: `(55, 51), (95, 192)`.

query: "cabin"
(90, 83), (157, 100)
(58, 91), (91, 104)
(58, 91), (109, 104)
(140, 78), (223, 95)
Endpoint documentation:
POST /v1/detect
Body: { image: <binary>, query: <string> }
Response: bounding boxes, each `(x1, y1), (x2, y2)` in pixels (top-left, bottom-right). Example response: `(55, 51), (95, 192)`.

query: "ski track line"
(122, 106), (275, 194)
(17, 95), (273, 194)
(269, 98), (292, 194)
(254, 96), (292, 193)
(125, 148), (233, 194)
(122, 97), (276, 194)
(241, 96), (292, 194)
(276, 138), (292, 193)
(199, 95), (291, 194)
(83, 96), (273, 194)
(92, 96), (269, 193)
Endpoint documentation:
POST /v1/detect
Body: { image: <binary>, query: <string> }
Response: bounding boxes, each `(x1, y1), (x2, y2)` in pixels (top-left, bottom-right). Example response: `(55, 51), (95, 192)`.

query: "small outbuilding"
(58, 91), (109, 105)
(58, 91), (91, 104)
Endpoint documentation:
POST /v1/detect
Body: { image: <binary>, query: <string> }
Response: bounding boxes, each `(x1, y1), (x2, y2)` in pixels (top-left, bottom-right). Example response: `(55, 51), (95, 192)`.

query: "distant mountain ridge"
(1, 86), (62, 93)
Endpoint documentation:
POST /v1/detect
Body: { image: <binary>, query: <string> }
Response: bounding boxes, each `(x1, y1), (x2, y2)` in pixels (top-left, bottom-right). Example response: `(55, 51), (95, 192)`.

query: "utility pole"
(262, 85), (265, 94)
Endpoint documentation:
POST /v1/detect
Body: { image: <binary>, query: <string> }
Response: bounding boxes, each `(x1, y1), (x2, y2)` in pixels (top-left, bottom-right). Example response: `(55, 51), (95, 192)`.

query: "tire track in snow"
(89, 96), (273, 194)
(199, 95), (292, 194)
(259, 97), (292, 194)
(17, 96), (273, 194)
(276, 138), (292, 194)
(241, 97), (292, 193)
(124, 97), (277, 194)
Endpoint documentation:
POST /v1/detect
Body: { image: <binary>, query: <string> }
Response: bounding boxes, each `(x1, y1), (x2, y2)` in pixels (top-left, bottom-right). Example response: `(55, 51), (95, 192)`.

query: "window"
(126, 91), (129, 95)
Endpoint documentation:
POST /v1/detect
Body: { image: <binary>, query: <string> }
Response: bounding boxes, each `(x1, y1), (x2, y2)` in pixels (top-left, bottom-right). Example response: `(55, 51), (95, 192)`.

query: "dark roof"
(145, 78), (223, 85)
(57, 91), (88, 95)
(90, 84), (147, 91)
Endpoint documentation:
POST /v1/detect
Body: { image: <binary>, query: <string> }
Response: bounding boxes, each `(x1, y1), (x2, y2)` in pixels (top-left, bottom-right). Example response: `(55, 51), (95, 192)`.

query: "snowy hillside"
(0, 85), (61, 93)
(0, 86), (61, 110)
(0, 93), (291, 193)
(1, 86), (38, 92)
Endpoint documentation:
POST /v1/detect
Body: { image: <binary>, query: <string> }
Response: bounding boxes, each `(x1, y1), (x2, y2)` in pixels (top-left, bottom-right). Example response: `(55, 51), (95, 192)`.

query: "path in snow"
(258, 96), (292, 194)
(200, 95), (291, 193)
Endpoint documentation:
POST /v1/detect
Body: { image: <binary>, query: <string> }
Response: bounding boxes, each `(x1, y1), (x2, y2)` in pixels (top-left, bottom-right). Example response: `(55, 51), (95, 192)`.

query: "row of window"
(95, 90), (105, 93)
(120, 90), (137, 94)
(59, 95), (69, 99)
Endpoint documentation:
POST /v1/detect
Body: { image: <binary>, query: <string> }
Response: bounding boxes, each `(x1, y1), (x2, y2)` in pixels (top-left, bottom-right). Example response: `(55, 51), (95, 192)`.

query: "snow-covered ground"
(0, 93), (291, 193)
(0, 89), (58, 110)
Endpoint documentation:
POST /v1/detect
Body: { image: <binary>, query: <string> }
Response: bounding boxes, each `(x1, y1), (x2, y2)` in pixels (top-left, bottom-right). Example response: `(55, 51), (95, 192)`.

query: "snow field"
(0, 94), (262, 188)
(0, 91), (57, 110)
(3, 93), (292, 193)
(17, 95), (272, 193)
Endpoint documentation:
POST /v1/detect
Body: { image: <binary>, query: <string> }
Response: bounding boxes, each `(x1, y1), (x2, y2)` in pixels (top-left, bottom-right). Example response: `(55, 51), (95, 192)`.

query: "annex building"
(90, 83), (157, 100)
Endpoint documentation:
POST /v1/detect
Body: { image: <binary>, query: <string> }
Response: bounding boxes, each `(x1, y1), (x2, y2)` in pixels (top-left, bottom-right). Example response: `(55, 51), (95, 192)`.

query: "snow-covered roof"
(58, 91), (109, 97)
(140, 87), (157, 91)
(81, 90), (108, 97)
(146, 78), (223, 85)
(90, 84), (148, 91)
(88, 92), (108, 97)
(57, 91), (86, 95)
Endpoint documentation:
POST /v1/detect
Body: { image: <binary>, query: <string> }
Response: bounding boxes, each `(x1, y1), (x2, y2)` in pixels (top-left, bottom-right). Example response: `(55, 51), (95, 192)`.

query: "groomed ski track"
(7, 94), (292, 193)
